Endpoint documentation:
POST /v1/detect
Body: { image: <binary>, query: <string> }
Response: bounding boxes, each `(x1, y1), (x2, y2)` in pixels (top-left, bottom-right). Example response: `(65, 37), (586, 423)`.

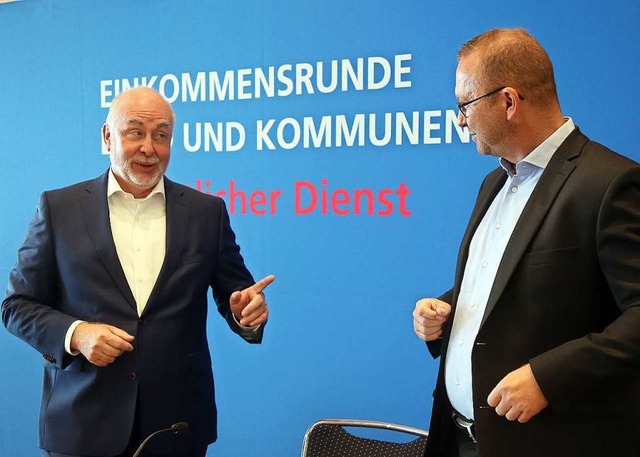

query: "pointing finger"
(250, 274), (275, 294)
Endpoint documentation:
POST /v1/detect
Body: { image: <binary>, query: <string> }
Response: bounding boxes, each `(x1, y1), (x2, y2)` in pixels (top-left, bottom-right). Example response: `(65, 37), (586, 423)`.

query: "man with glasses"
(413, 28), (640, 457)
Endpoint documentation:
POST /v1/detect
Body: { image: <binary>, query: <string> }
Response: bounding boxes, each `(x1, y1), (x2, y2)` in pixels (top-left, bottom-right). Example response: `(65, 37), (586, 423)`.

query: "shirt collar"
(500, 117), (575, 176)
(107, 168), (166, 201)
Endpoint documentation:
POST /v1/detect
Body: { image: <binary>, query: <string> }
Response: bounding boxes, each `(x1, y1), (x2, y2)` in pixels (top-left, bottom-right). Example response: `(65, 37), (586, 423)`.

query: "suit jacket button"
(128, 372), (138, 380)
(138, 318), (145, 325)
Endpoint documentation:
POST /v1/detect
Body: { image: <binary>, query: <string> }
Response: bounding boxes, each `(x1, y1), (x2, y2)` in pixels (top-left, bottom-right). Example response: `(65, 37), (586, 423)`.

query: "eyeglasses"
(457, 86), (506, 118)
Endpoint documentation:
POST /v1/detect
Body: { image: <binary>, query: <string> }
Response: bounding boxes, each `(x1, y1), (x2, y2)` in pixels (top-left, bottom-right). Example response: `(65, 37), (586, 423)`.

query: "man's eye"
(127, 130), (143, 138)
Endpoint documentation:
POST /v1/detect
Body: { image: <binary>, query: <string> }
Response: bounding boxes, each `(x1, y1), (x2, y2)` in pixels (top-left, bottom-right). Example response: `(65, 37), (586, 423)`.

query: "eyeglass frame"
(457, 86), (524, 118)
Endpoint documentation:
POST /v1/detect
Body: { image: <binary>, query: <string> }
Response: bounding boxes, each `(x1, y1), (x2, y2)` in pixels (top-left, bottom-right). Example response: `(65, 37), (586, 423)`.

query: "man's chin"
(474, 144), (491, 155)
(128, 173), (163, 191)
(128, 167), (164, 186)
(134, 177), (162, 189)
(472, 140), (495, 157)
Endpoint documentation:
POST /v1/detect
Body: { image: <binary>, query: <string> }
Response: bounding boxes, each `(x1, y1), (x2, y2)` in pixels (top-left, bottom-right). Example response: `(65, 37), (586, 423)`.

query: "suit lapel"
(79, 172), (136, 309)
(479, 129), (588, 326)
(143, 178), (189, 314)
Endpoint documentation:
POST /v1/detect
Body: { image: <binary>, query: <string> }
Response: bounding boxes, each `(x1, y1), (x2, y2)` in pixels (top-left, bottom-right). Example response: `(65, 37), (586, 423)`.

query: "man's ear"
(504, 88), (521, 121)
(102, 123), (111, 151)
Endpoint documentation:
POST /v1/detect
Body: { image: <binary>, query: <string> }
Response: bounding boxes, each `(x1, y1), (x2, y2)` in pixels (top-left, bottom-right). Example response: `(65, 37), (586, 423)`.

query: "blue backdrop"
(1, 1), (639, 455)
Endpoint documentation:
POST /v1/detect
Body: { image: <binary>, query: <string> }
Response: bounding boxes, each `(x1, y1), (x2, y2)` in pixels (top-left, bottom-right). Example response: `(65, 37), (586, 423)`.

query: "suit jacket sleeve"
(209, 198), (265, 343)
(2, 192), (77, 369)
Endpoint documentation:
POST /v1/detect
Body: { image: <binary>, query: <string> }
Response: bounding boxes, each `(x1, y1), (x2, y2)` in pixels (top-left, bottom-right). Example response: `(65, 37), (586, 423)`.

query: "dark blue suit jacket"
(2, 172), (263, 455)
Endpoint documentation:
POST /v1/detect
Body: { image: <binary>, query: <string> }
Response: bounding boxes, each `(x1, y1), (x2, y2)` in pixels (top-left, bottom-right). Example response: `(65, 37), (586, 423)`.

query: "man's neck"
(507, 113), (567, 164)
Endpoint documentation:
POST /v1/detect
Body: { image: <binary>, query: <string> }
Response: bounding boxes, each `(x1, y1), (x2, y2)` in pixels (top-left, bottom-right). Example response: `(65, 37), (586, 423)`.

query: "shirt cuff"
(64, 320), (85, 355)
(232, 313), (261, 332)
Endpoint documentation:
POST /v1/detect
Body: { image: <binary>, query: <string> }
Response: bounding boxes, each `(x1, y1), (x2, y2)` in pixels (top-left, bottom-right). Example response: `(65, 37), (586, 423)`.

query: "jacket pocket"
(526, 246), (579, 266)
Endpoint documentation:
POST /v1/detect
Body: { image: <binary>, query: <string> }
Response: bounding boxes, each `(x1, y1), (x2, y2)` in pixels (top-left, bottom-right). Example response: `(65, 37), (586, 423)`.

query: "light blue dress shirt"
(444, 118), (576, 419)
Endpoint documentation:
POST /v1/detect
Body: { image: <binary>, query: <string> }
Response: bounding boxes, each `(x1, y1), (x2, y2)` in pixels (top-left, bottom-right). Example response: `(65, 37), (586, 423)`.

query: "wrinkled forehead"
(109, 88), (175, 128)
(118, 110), (173, 129)
(113, 100), (174, 131)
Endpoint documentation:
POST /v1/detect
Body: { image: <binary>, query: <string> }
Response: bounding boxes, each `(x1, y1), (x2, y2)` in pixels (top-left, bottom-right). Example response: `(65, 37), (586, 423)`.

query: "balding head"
(106, 86), (175, 130)
(458, 28), (559, 109)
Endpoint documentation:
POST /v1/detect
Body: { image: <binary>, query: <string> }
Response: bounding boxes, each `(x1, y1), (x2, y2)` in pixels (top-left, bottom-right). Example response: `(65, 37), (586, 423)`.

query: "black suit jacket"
(426, 129), (640, 457)
(2, 172), (262, 455)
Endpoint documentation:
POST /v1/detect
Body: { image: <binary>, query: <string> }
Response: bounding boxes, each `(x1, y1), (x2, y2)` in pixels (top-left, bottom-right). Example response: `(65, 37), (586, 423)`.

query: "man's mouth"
(134, 161), (158, 168)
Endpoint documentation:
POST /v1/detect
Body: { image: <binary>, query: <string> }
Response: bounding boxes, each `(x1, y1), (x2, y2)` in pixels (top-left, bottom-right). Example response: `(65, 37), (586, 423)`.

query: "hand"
(230, 274), (275, 327)
(487, 364), (549, 423)
(413, 298), (451, 341)
(71, 322), (135, 367)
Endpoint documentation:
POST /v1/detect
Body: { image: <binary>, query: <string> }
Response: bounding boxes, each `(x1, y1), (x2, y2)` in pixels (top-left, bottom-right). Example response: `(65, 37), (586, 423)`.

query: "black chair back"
(301, 419), (429, 457)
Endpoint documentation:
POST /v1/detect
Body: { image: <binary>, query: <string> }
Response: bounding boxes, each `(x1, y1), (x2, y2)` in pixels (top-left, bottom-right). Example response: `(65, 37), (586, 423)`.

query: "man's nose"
(457, 110), (467, 128)
(140, 135), (155, 155)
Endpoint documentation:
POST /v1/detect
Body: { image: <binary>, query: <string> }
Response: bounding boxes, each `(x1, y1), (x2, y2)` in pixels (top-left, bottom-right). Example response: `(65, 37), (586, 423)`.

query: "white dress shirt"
(444, 118), (576, 419)
(64, 170), (166, 353)
(107, 171), (167, 317)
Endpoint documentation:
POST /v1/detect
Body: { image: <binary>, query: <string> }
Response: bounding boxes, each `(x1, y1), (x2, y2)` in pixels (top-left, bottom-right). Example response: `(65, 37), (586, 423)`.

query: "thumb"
(230, 290), (242, 306)
(436, 306), (450, 317)
(108, 325), (135, 342)
(487, 384), (501, 407)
